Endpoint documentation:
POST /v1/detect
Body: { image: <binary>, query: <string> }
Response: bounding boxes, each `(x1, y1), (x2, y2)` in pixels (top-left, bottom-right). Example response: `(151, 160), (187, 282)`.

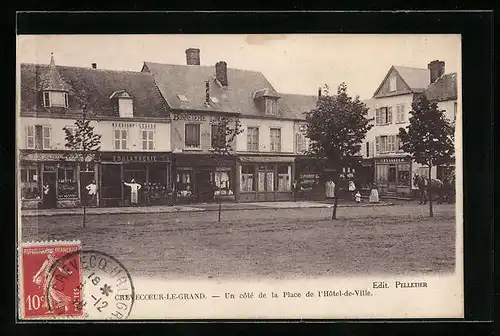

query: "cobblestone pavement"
(20, 203), (456, 280)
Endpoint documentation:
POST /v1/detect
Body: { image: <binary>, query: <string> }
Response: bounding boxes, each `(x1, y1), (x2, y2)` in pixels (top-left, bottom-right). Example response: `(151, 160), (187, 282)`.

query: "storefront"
(173, 154), (237, 204)
(238, 156), (294, 202)
(294, 156), (325, 201)
(99, 152), (172, 207)
(19, 150), (97, 209)
(374, 156), (412, 196)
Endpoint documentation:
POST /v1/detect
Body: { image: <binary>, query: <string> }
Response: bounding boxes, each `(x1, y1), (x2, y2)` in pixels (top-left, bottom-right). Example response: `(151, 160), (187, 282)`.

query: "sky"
(17, 34), (461, 101)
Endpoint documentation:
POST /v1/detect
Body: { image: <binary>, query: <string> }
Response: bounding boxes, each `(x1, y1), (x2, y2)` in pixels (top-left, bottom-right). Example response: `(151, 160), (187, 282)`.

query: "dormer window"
(253, 88), (281, 116)
(110, 90), (134, 118)
(43, 91), (68, 108)
(265, 98), (278, 116)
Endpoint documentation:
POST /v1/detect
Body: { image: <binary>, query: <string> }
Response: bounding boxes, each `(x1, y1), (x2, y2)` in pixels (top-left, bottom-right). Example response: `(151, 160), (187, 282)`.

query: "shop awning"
(239, 156), (295, 163)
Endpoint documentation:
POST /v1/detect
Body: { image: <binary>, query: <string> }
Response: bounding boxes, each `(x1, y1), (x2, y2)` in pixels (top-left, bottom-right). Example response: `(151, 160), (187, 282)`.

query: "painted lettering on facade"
(172, 113), (233, 124)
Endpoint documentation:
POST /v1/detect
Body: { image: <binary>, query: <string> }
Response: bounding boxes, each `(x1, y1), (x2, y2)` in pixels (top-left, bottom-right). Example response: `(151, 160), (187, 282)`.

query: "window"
(366, 142), (370, 157)
(211, 124), (226, 148)
(213, 170), (232, 195)
(395, 104), (406, 123)
(375, 164), (388, 185)
(29, 125), (51, 149)
(296, 133), (310, 153)
(57, 165), (78, 199)
(118, 99), (133, 118)
(397, 163), (411, 186)
(20, 165), (40, 200)
(25, 125), (35, 149)
(176, 170), (193, 197)
(247, 127), (259, 151)
(389, 76), (396, 92)
(375, 135), (399, 154)
(185, 124), (201, 148)
(240, 165), (255, 192)
(277, 165), (291, 191)
(375, 107), (392, 125)
(142, 130), (154, 150)
(43, 91), (69, 108)
(114, 129), (128, 150)
(266, 99), (278, 115)
(270, 128), (281, 152)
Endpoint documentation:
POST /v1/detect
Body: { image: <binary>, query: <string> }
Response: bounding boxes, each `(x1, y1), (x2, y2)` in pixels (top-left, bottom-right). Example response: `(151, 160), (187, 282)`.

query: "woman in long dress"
(32, 254), (73, 313)
(369, 183), (379, 203)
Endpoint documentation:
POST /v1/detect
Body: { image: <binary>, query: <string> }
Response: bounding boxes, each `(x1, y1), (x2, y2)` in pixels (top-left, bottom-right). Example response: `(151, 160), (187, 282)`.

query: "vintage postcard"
(16, 34), (463, 320)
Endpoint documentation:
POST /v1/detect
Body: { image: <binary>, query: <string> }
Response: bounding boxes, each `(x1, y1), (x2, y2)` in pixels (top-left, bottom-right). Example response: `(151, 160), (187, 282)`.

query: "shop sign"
(20, 152), (95, 162)
(376, 157), (408, 164)
(103, 154), (171, 163)
(111, 122), (157, 129)
(172, 113), (233, 124)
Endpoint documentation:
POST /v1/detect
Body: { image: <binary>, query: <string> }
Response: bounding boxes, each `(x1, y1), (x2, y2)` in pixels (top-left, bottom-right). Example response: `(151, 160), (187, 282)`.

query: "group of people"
(324, 179), (379, 204)
(413, 173), (455, 205)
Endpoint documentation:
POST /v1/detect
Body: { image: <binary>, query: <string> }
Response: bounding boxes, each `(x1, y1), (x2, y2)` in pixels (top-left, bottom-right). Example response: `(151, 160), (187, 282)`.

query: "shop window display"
(277, 165), (291, 191)
(240, 165), (255, 192)
(213, 170), (233, 196)
(176, 171), (193, 197)
(57, 166), (78, 198)
(20, 166), (41, 200)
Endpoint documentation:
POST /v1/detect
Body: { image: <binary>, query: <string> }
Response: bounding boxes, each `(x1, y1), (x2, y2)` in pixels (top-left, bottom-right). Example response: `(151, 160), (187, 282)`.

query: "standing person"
(123, 179), (142, 206)
(85, 180), (97, 207)
(355, 190), (362, 203)
(348, 179), (356, 200)
(369, 183), (379, 203)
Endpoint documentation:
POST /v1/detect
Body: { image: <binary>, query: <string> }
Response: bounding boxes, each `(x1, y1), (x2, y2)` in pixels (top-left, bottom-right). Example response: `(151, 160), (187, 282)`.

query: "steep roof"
(425, 73), (458, 102)
(279, 93), (318, 120)
(392, 66), (430, 91)
(40, 55), (72, 91)
(20, 63), (168, 118)
(142, 62), (295, 119)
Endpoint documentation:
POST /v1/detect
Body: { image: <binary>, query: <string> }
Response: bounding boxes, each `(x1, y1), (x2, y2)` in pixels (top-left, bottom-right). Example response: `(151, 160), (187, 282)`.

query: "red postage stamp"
(19, 241), (83, 319)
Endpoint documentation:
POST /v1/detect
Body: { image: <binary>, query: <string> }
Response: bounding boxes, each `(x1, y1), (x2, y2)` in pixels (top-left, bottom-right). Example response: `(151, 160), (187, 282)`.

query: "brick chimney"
(186, 48), (200, 65)
(428, 60), (445, 84)
(318, 86), (322, 98)
(91, 63), (97, 69)
(205, 80), (210, 104)
(215, 61), (228, 87)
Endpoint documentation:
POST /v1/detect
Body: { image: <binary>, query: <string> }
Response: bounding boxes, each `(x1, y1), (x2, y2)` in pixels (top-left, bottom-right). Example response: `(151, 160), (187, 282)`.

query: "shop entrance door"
(196, 170), (214, 203)
(42, 171), (57, 208)
(257, 165), (276, 202)
(388, 165), (397, 192)
(80, 171), (95, 206)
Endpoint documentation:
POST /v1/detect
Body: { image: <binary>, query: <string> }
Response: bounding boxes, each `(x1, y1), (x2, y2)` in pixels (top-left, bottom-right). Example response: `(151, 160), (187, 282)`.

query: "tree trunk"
(218, 160), (222, 222)
(331, 172), (340, 220)
(428, 164), (434, 218)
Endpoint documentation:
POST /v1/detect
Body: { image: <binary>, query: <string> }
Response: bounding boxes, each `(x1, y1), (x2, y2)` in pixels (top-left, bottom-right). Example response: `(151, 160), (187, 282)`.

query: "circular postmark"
(45, 250), (135, 320)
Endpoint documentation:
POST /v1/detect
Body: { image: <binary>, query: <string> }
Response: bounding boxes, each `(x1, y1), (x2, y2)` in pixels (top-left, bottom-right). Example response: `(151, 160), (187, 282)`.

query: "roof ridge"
(393, 65), (428, 71)
(21, 62), (149, 75)
(143, 61), (265, 74)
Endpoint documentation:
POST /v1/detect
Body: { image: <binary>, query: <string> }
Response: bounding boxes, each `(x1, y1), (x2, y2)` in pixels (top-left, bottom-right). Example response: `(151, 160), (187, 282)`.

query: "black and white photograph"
(16, 34), (462, 319)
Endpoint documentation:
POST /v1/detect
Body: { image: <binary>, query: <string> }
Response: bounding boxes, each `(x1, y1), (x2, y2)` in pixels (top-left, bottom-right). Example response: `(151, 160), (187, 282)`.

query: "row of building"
(18, 48), (457, 209)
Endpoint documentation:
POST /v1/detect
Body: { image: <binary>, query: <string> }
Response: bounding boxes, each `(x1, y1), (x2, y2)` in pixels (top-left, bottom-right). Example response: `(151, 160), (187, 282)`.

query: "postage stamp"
(19, 241), (135, 320)
(19, 240), (82, 318)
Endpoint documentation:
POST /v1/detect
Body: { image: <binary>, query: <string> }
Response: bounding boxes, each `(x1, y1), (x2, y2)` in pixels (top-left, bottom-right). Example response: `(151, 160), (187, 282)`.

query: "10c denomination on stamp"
(19, 240), (83, 319)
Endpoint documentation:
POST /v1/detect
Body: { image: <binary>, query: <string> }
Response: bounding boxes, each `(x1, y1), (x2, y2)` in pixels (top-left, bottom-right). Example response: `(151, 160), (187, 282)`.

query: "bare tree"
(62, 105), (101, 227)
(209, 116), (243, 222)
